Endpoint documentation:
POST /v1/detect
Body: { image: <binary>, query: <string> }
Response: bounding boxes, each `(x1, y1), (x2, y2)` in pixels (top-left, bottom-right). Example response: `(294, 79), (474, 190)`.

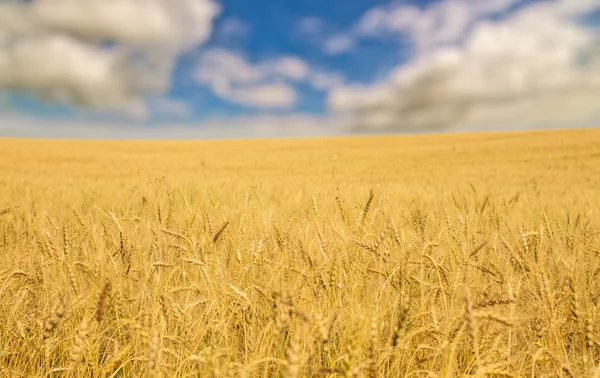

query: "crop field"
(1, 128), (600, 377)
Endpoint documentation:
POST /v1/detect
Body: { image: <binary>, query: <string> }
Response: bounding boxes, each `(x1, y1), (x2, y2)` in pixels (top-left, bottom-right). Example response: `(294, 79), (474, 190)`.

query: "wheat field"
(1, 128), (600, 377)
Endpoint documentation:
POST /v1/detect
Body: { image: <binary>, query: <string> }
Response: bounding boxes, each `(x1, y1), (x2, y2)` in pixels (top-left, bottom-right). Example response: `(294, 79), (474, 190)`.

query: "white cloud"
(217, 17), (250, 40)
(0, 0), (219, 116)
(329, 0), (600, 131)
(194, 49), (296, 108)
(296, 17), (324, 36)
(0, 112), (350, 139)
(194, 48), (344, 108)
(147, 97), (192, 118)
(32, 0), (218, 49)
(323, 35), (355, 55)
(0, 3), (36, 40)
(296, 16), (356, 55)
(267, 57), (310, 81)
(196, 49), (263, 88)
(309, 71), (344, 91)
(219, 82), (298, 109)
(320, 0), (526, 56)
(0, 35), (148, 117)
(329, 84), (395, 112)
(357, 0), (524, 52)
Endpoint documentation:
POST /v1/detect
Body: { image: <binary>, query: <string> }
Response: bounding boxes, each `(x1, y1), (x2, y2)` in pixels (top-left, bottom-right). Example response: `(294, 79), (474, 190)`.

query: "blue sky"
(1, 0), (600, 138)
(158, 0), (411, 121)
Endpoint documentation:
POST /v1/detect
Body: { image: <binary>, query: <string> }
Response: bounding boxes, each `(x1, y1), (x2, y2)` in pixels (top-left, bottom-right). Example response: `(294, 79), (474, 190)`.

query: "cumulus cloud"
(0, 0), (219, 117)
(317, 0), (524, 56)
(357, 0), (524, 52)
(194, 48), (343, 108)
(329, 0), (600, 131)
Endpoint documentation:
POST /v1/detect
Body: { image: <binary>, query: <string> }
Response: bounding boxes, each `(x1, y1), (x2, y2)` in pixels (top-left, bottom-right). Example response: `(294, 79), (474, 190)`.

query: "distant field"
(1, 128), (600, 377)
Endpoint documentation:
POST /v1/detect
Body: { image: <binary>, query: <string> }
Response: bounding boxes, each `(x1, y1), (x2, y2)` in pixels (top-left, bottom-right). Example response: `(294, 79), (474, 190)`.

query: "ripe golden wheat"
(0, 129), (600, 377)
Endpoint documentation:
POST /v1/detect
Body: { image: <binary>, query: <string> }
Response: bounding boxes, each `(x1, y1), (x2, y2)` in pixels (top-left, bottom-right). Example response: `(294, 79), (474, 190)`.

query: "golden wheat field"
(1, 128), (600, 378)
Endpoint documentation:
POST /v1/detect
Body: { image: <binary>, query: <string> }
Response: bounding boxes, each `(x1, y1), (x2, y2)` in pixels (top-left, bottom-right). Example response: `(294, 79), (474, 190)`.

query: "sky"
(1, 0), (600, 139)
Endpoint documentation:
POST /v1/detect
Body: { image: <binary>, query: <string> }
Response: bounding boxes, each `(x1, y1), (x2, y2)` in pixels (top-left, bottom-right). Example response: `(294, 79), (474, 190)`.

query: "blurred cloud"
(266, 57), (310, 81)
(296, 16), (356, 56)
(2, 0), (599, 137)
(319, 0), (527, 57)
(329, 0), (600, 131)
(147, 97), (192, 119)
(320, 0), (526, 56)
(194, 48), (344, 108)
(322, 35), (355, 55)
(0, 112), (350, 139)
(216, 17), (251, 41)
(356, 0), (523, 52)
(309, 71), (345, 91)
(218, 82), (298, 109)
(0, 0), (219, 117)
(296, 17), (324, 36)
